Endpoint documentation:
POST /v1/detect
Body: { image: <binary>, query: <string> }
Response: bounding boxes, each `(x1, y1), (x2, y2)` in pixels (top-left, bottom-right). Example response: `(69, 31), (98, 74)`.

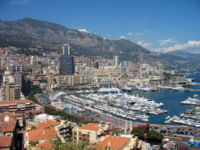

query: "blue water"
(131, 73), (200, 125)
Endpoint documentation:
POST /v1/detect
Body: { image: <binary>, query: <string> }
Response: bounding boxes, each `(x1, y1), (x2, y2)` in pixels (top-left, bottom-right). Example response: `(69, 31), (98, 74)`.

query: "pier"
(184, 88), (200, 92)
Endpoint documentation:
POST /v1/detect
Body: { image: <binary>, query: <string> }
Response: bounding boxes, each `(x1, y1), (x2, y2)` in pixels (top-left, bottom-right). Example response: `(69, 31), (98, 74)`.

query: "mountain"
(0, 18), (154, 63)
(0, 17), (200, 72)
(168, 50), (200, 61)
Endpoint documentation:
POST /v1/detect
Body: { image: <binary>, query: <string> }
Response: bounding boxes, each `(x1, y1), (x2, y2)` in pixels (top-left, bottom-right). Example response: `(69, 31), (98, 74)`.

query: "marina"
(35, 73), (200, 128)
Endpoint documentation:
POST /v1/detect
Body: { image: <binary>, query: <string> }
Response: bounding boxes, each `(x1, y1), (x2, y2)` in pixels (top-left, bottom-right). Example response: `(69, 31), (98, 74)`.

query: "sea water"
(131, 73), (200, 125)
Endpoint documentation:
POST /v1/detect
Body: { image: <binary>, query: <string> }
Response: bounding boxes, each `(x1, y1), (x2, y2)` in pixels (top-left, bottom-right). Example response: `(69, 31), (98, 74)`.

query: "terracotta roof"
(92, 136), (130, 150)
(80, 123), (102, 131)
(0, 100), (33, 106)
(37, 120), (60, 129)
(0, 114), (17, 133)
(28, 128), (57, 142)
(0, 112), (22, 118)
(0, 123), (16, 133)
(36, 141), (54, 150)
(0, 136), (12, 148)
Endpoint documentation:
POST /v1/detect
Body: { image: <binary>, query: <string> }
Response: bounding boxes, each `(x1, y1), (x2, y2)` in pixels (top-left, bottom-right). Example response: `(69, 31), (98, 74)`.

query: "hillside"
(0, 17), (200, 72)
(0, 18), (156, 63)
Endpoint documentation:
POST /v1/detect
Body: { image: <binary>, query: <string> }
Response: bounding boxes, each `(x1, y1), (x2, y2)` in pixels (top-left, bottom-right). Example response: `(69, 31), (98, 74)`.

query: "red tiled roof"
(0, 123), (16, 133)
(36, 141), (54, 150)
(37, 120), (60, 129)
(80, 123), (102, 131)
(0, 112), (22, 118)
(0, 113), (17, 133)
(28, 128), (57, 142)
(92, 136), (130, 150)
(0, 100), (33, 106)
(0, 136), (12, 148)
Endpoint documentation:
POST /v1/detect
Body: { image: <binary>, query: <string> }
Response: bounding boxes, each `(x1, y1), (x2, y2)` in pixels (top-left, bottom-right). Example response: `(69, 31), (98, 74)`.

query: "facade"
(60, 55), (75, 75)
(55, 121), (73, 142)
(0, 100), (35, 113)
(73, 123), (110, 144)
(114, 56), (118, 66)
(25, 120), (73, 150)
(5, 83), (21, 100)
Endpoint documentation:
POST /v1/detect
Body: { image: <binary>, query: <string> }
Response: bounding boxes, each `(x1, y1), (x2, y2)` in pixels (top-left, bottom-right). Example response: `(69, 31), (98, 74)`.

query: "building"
(0, 136), (14, 150)
(91, 135), (139, 150)
(0, 100), (35, 113)
(5, 83), (21, 100)
(73, 123), (110, 144)
(114, 56), (118, 66)
(0, 113), (19, 150)
(25, 120), (73, 150)
(55, 121), (73, 142)
(60, 44), (75, 75)
(0, 112), (24, 128)
(60, 55), (75, 75)
(0, 68), (3, 85)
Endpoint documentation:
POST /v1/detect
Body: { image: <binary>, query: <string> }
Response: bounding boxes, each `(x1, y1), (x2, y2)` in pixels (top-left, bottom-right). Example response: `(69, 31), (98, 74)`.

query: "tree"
(52, 138), (90, 150)
(28, 112), (34, 120)
(131, 128), (145, 139)
(147, 130), (164, 142)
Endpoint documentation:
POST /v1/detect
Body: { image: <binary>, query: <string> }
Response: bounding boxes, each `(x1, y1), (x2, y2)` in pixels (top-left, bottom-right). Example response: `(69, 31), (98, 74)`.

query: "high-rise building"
(5, 83), (21, 100)
(114, 56), (118, 66)
(0, 68), (3, 85)
(94, 62), (99, 69)
(60, 44), (75, 75)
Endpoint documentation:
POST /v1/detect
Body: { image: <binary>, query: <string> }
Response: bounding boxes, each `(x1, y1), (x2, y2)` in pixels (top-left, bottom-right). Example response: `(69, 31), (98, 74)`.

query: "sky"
(0, 0), (200, 53)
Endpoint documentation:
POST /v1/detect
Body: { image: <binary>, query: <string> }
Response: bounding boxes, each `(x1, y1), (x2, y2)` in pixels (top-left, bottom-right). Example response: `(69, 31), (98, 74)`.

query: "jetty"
(184, 89), (200, 92)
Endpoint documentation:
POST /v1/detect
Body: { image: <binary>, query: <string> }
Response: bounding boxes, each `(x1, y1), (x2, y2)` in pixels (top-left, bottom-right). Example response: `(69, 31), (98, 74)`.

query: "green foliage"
(31, 125), (37, 130)
(147, 130), (164, 142)
(40, 79), (48, 83)
(28, 112), (34, 120)
(52, 138), (90, 150)
(131, 128), (145, 139)
(55, 118), (61, 122)
(44, 106), (91, 124)
(27, 87), (42, 105)
(29, 141), (38, 146)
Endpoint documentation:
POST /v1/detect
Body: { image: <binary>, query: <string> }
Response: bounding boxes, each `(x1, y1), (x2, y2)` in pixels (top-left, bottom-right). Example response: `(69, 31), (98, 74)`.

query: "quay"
(184, 88), (200, 92)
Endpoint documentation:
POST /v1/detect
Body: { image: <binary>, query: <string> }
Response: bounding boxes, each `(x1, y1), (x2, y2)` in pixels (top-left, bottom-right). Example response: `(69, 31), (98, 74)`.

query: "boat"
(121, 86), (132, 92)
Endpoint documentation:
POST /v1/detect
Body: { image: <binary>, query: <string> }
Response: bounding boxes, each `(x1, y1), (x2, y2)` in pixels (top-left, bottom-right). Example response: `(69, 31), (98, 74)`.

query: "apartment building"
(5, 83), (21, 100)
(0, 100), (35, 113)
(0, 113), (19, 150)
(25, 120), (73, 150)
(73, 123), (110, 144)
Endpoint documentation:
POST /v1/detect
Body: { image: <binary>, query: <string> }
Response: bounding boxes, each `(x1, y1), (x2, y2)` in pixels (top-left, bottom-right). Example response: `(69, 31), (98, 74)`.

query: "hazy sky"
(0, 0), (200, 53)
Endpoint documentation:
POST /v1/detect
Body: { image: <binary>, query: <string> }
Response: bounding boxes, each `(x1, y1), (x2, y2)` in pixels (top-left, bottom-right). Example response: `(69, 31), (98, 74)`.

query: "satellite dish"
(4, 116), (9, 122)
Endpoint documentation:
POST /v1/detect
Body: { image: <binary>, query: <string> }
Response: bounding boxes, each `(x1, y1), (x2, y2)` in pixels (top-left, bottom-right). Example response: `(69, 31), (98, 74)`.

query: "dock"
(184, 89), (200, 92)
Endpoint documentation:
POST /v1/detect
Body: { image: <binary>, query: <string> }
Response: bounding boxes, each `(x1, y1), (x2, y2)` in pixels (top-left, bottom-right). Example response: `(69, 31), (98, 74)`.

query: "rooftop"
(28, 128), (57, 141)
(0, 136), (12, 148)
(0, 113), (17, 133)
(92, 135), (130, 150)
(36, 140), (54, 150)
(37, 120), (60, 129)
(0, 100), (33, 106)
(80, 123), (103, 131)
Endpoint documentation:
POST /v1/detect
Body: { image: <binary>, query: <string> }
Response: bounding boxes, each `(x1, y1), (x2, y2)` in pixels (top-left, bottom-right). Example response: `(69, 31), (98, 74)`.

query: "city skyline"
(0, 0), (200, 53)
